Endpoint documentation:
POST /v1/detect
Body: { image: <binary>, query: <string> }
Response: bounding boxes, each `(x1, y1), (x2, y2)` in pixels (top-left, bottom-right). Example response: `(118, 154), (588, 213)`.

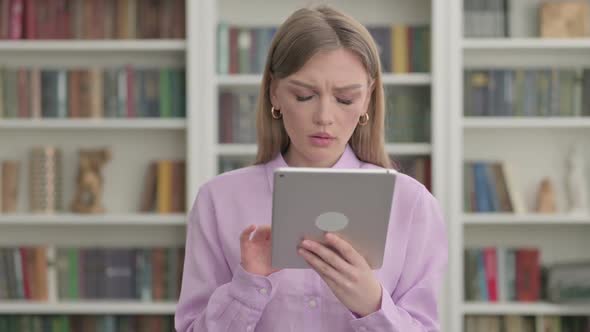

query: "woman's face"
(270, 48), (373, 167)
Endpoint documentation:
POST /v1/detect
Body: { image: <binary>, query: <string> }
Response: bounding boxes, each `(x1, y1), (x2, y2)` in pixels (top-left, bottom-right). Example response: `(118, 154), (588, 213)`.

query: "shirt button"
(246, 325), (254, 331)
(258, 288), (268, 295)
(308, 299), (317, 308)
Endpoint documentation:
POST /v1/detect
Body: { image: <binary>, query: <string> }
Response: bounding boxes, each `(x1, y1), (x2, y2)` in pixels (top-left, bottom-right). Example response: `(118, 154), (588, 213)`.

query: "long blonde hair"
(254, 5), (391, 169)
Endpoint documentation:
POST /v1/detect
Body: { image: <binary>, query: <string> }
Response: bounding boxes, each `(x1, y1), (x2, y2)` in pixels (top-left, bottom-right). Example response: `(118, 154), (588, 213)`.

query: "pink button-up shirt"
(175, 145), (448, 332)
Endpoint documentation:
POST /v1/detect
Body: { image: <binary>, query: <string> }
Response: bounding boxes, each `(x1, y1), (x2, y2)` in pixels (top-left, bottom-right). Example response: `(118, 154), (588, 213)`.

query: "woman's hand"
(298, 233), (382, 317)
(240, 224), (280, 277)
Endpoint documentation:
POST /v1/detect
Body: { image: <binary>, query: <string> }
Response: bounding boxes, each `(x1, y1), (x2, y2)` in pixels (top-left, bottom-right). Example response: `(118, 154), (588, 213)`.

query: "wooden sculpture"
(535, 177), (557, 214)
(71, 148), (111, 213)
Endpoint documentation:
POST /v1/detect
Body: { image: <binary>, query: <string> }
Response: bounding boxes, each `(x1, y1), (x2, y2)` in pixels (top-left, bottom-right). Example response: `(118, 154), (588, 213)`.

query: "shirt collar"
(264, 144), (362, 192)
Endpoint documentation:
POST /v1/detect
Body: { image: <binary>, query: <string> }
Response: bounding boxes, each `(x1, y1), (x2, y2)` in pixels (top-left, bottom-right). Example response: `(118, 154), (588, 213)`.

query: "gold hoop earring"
(359, 113), (369, 126)
(271, 106), (282, 119)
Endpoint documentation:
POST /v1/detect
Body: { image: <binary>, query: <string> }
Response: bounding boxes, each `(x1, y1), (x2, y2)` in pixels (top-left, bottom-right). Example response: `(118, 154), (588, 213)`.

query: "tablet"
(271, 167), (396, 269)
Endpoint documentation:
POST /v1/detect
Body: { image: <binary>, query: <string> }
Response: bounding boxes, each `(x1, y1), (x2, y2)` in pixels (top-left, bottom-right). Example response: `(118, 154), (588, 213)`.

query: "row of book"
(218, 90), (257, 144)
(0, 67), (186, 119)
(216, 24), (430, 74)
(1, 149), (65, 214)
(139, 160), (186, 214)
(463, 161), (524, 214)
(463, 0), (509, 38)
(219, 156), (433, 192)
(218, 87), (431, 144)
(0, 315), (174, 332)
(465, 315), (590, 332)
(0, 247), (48, 300)
(0, 246), (185, 301)
(472, 247), (590, 304)
(367, 25), (431, 74)
(464, 69), (590, 117)
(395, 156), (432, 192)
(56, 247), (184, 301)
(384, 86), (430, 143)
(464, 247), (540, 302)
(0, 0), (185, 40)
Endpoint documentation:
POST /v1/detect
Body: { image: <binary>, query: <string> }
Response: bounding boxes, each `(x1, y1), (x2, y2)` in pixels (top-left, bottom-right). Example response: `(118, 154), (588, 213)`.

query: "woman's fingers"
(240, 224), (256, 243)
(324, 233), (366, 267)
(299, 239), (354, 278)
(251, 225), (272, 241)
(298, 247), (349, 287)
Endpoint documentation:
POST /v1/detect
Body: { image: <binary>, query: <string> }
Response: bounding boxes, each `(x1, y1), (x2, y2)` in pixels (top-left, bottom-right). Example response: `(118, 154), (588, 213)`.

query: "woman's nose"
(313, 98), (335, 126)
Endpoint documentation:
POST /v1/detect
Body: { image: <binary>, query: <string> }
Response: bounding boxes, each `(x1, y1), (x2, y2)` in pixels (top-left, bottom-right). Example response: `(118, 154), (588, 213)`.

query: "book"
(1, 160), (20, 212)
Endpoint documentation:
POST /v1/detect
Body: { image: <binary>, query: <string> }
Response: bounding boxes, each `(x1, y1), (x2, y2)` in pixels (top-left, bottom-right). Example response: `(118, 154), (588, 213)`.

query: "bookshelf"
(0, 0), (454, 330)
(0, 0), (195, 324)
(450, 0), (590, 331)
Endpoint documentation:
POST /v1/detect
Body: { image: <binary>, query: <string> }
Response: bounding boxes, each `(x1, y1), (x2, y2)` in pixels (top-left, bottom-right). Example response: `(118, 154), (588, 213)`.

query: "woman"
(175, 5), (447, 332)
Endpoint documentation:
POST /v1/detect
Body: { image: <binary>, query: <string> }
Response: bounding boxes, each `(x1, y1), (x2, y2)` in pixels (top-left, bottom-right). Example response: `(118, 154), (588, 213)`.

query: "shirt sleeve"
(175, 184), (279, 332)
(349, 186), (449, 332)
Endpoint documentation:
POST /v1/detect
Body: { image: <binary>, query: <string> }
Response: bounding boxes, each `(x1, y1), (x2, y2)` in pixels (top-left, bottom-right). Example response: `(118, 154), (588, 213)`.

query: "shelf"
(463, 117), (590, 129)
(217, 144), (257, 155)
(463, 213), (590, 225)
(463, 302), (590, 316)
(216, 73), (431, 86)
(386, 143), (432, 155)
(217, 74), (261, 86)
(0, 119), (187, 130)
(463, 38), (590, 51)
(382, 73), (431, 85)
(216, 143), (432, 156)
(0, 40), (186, 52)
(0, 301), (176, 314)
(0, 213), (186, 226)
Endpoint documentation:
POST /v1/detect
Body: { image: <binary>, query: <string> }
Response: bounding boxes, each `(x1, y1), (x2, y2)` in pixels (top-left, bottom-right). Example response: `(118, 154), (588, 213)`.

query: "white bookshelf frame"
(0, 213), (186, 226)
(0, 119), (187, 130)
(0, 302), (176, 314)
(463, 302), (590, 316)
(0, 40), (186, 52)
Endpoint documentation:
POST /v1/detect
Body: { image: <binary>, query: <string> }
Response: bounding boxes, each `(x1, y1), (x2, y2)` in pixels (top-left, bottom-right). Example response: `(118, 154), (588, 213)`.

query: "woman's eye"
(296, 95), (313, 102)
(337, 98), (353, 105)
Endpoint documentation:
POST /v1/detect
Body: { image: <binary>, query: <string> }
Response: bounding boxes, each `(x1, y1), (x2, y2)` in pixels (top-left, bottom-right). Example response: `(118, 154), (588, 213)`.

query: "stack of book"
(384, 86), (431, 143)
(0, 315), (175, 332)
(0, 160), (20, 213)
(56, 247), (184, 301)
(463, 0), (510, 38)
(29, 146), (63, 213)
(140, 160), (186, 214)
(464, 247), (540, 302)
(0, 67), (186, 119)
(367, 25), (431, 73)
(0, 0), (185, 40)
(464, 69), (590, 117)
(463, 161), (524, 214)
(218, 90), (257, 144)
(0, 246), (48, 300)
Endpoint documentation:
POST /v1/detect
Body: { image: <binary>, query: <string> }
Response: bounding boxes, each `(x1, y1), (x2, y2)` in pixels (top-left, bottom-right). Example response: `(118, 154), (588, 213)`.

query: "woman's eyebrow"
(288, 79), (362, 92)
